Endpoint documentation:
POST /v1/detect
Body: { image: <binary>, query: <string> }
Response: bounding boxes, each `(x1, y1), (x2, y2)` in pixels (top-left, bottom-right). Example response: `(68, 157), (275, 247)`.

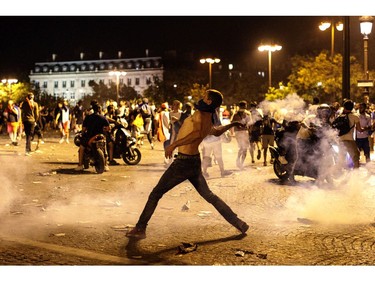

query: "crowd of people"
(1, 93), (375, 173)
(2, 90), (375, 241)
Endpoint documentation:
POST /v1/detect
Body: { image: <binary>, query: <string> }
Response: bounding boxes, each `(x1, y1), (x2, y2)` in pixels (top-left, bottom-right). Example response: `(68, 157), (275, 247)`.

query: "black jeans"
(136, 153), (240, 230)
(23, 121), (35, 152)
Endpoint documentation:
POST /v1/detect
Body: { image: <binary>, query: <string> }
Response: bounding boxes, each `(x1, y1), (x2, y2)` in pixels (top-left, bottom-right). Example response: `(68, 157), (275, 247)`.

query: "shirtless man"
(126, 89), (249, 239)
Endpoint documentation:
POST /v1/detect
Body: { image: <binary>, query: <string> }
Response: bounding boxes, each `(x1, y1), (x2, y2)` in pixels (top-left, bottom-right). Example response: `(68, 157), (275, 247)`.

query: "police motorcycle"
(111, 117), (142, 165)
(74, 132), (107, 174)
(269, 105), (339, 183)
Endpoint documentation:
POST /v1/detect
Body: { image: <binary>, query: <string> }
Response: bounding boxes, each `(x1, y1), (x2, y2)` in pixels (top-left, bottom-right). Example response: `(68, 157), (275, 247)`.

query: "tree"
(0, 81), (32, 104)
(287, 51), (370, 104)
(265, 82), (294, 101)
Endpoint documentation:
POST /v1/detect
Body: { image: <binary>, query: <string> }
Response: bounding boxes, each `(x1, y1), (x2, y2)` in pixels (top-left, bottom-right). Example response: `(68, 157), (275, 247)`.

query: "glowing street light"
(359, 16), (374, 94)
(258, 44), (282, 88)
(1, 78), (18, 97)
(200, 58), (220, 88)
(319, 20), (343, 60)
(109, 70), (126, 103)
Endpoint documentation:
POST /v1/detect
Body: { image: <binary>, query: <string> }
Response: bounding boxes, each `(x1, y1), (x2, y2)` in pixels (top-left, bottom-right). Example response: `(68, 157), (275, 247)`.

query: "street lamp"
(109, 70), (126, 103)
(359, 16), (373, 88)
(319, 20), (343, 60)
(258, 44), (282, 88)
(200, 58), (220, 88)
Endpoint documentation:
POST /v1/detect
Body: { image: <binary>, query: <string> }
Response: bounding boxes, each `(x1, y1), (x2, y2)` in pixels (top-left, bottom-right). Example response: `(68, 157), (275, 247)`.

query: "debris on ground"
(51, 233), (66, 237)
(234, 248), (267, 259)
(181, 200), (190, 211)
(177, 242), (198, 254)
(197, 210), (212, 217)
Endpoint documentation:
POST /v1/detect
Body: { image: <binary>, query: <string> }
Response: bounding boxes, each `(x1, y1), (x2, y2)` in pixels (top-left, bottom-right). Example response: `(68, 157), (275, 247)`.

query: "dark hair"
(207, 89), (223, 108)
(343, 99), (354, 111)
(90, 100), (98, 107)
(238, 100), (247, 108)
(313, 97), (320, 105)
(92, 103), (101, 113)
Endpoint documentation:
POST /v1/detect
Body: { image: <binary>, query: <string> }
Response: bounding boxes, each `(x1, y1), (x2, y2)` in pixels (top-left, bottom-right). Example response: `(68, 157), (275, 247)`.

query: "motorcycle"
(74, 132), (107, 174)
(269, 120), (339, 183)
(111, 118), (142, 165)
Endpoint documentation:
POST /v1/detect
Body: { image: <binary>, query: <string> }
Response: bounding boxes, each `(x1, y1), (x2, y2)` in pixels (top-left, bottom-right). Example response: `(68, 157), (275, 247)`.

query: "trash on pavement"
(177, 242), (198, 254)
(51, 233), (66, 237)
(181, 200), (190, 211)
(197, 210), (212, 217)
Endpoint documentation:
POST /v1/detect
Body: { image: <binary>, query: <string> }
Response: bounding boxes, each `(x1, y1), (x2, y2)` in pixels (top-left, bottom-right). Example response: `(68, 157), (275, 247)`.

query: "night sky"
(0, 15), (372, 80)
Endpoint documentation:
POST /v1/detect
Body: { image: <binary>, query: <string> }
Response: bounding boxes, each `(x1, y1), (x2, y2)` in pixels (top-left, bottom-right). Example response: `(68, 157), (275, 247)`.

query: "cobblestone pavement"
(1, 132), (375, 269)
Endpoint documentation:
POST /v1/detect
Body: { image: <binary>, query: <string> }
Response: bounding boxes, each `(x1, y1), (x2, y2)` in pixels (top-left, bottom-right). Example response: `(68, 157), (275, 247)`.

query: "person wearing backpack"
(337, 99), (369, 169)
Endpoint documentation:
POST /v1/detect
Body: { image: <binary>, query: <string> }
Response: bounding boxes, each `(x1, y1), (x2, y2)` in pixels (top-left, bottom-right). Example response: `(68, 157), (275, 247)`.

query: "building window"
(127, 78), (132, 86)
(146, 77), (151, 85)
(81, 80), (85, 87)
(70, 81), (75, 87)
(99, 79), (104, 84)
(62, 81), (67, 88)
(70, 92), (75, 100)
(120, 78), (124, 85)
(35, 81), (40, 89)
(43, 81), (48, 88)
(54, 81), (58, 88)
(135, 78), (140, 85)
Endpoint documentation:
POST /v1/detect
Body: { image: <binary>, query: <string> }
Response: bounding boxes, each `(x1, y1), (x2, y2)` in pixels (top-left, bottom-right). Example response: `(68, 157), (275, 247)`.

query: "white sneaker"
(65, 138), (70, 144)
(104, 165), (110, 172)
(59, 138), (64, 144)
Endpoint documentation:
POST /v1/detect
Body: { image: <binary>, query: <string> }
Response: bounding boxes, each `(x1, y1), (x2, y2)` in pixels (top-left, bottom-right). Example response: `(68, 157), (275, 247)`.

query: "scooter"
(269, 121), (339, 183)
(111, 118), (142, 165)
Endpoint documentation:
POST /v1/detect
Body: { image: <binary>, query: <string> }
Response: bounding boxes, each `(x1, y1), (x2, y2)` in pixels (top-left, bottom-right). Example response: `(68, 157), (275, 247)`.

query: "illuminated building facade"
(29, 52), (163, 104)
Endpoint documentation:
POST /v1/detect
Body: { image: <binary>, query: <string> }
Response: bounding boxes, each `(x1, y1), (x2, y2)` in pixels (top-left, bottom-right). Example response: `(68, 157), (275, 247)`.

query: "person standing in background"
(4, 100), (20, 146)
(21, 93), (39, 156)
(55, 100), (71, 144)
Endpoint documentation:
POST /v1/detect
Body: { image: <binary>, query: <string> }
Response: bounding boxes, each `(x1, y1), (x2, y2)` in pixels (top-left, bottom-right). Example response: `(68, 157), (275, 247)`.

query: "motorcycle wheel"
(94, 148), (106, 174)
(122, 148), (141, 165)
(273, 160), (289, 181)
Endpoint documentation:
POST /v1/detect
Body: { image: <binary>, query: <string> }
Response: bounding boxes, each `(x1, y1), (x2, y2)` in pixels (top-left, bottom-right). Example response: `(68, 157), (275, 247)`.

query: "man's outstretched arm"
(210, 121), (245, 136)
